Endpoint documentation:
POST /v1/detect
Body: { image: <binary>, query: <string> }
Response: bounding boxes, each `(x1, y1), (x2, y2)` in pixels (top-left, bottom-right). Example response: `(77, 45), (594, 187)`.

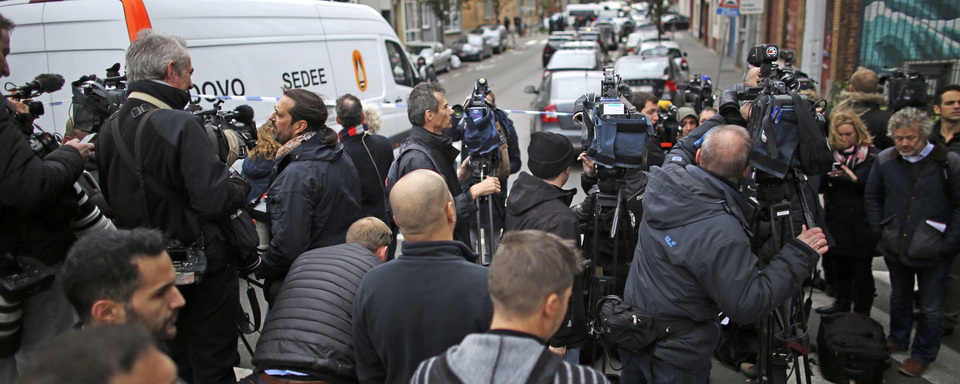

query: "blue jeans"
(618, 350), (711, 384)
(563, 346), (581, 365)
(886, 257), (951, 365)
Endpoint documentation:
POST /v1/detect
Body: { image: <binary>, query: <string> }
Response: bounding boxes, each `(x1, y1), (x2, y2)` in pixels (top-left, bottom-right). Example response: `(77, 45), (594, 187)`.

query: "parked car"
(590, 21), (618, 50)
(543, 36), (573, 67)
(524, 70), (605, 141)
(453, 33), (493, 61)
(661, 14), (690, 31)
(477, 24), (508, 53)
(614, 55), (686, 106)
(405, 41), (454, 73)
(545, 49), (604, 76)
(560, 41), (608, 64)
(638, 40), (689, 79)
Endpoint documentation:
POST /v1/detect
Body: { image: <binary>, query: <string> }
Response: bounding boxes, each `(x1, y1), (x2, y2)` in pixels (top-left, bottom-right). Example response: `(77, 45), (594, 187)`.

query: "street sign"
(740, 0), (764, 14)
(717, 0), (740, 16)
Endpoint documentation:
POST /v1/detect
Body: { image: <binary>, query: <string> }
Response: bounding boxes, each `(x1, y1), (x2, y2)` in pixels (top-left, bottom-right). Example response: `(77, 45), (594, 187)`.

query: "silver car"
(405, 42), (454, 73)
(477, 24), (508, 53)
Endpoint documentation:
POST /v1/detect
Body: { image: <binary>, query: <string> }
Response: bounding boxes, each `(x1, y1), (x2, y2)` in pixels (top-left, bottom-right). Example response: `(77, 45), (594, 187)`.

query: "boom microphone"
(233, 104), (255, 126)
(10, 73), (65, 99)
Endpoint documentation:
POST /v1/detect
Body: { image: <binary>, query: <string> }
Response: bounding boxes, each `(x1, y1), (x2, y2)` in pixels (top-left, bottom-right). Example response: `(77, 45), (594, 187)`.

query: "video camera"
(716, 44), (832, 179)
(778, 50), (815, 91)
(581, 66), (653, 174)
(656, 103), (680, 150)
(187, 99), (258, 165)
(879, 69), (928, 111)
(684, 74), (715, 115)
(71, 63), (128, 134)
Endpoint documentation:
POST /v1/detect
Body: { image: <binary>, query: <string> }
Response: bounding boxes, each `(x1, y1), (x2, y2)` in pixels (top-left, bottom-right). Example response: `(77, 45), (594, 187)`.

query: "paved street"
(236, 32), (960, 384)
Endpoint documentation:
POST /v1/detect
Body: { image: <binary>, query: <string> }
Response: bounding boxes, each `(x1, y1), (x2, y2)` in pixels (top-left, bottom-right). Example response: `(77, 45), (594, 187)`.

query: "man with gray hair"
(389, 82), (500, 246)
(619, 125), (827, 383)
(411, 230), (609, 384)
(865, 107), (960, 376)
(96, 28), (250, 384)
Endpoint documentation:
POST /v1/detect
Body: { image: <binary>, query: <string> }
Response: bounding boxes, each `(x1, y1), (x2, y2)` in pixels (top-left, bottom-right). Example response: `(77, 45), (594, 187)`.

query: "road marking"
(525, 40), (538, 46)
(452, 72), (461, 78)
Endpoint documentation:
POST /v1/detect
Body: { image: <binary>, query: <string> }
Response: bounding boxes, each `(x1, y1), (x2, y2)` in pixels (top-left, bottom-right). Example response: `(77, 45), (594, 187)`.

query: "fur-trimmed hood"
(834, 91), (889, 116)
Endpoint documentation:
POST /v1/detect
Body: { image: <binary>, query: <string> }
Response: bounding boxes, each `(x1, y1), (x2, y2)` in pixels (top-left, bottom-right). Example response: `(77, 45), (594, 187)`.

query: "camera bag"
(593, 295), (699, 359)
(816, 312), (889, 384)
(583, 95), (654, 170)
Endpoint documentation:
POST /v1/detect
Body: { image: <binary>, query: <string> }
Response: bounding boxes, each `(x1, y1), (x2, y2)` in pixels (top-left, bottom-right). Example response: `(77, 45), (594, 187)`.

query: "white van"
(1, 0), (419, 143)
(565, 4), (600, 26)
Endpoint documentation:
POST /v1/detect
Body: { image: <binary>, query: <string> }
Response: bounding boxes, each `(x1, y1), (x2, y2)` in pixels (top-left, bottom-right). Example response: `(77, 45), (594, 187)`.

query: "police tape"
(37, 94), (576, 117)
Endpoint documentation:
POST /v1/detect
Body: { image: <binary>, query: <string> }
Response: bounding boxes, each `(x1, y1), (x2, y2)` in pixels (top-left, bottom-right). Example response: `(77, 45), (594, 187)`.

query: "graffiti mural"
(859, 0), (960, 72)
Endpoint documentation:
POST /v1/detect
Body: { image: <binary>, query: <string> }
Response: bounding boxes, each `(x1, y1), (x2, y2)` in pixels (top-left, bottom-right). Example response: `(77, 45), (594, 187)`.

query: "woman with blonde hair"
(242, 122), (282, 202)
(815, 110), (881, 315)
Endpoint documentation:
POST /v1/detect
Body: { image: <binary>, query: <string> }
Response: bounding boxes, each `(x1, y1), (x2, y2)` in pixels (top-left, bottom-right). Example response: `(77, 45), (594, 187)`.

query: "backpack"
(384, 140), (442, 201)
(817, 313), (890, 384)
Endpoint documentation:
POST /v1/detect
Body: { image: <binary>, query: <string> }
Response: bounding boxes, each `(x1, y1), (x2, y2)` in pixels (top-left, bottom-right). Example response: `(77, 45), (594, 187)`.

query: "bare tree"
(644, 0), (674, 36)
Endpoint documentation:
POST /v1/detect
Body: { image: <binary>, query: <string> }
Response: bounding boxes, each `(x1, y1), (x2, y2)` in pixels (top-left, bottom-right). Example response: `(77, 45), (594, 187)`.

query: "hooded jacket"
(624, 162), (820, 368)
(259, 131), (363, 279)
(0, 99), (85, 265)
(253, 243), (382, 384)
(504, 172), (587, 349)
(830, 91), (894, 150)
(395, 125), (477, 244)
(96, 81), (249, 246)
(865, 144), (960, 267)
(410, 333), (609, 384)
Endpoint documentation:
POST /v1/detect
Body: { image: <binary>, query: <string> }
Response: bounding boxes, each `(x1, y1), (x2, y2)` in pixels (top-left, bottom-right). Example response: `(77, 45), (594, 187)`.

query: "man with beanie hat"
(678, 107), (699, 139)
(504, 131), (588, 364)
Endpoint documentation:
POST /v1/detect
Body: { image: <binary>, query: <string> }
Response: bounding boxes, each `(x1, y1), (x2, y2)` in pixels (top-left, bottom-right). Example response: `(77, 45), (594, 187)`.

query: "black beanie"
(528, 132), (577, 179)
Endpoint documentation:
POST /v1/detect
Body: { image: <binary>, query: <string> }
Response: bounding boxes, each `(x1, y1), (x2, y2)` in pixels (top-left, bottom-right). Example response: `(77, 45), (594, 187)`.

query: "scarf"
(276, 131), (316, 158)
(338, 123), (368, 140)
(834, 144), (870, 169)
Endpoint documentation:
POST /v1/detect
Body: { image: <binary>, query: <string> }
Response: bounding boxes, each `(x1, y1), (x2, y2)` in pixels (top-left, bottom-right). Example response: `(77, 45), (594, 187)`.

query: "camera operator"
(677, 107), (698, 139)
(619, 125), (827, 384)
(0, 14), (94, 382)
(96, 29), (250, 384)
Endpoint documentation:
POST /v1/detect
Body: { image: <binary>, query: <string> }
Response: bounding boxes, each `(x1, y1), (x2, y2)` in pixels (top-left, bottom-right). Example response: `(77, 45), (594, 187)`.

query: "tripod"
(752, 168), (817, 384)
(469, 151), (500, 266)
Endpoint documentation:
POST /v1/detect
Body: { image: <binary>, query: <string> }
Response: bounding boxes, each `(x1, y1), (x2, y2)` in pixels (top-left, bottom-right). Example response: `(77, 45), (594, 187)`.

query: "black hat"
(528, 132), (578, 179)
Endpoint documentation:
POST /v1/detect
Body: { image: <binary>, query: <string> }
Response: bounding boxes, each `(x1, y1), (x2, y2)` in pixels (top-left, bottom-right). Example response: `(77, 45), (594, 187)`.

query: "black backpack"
(817, 313), (890, 383)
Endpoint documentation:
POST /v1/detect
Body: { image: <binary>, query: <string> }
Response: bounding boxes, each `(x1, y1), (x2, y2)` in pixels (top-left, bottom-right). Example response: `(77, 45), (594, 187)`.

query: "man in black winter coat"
(258, 89), (363, 303)
(0, 14), (94, 381)
(250, 217), (390, 384)
(353, 170), (494, 384)
(95, 29), (250, 384)
(931, 85), (960, 335)
(336, 94), (394, 226)
(391, 82), (500, 245)
(504, 131), (588, 364)
(620, 125), (827, 384)
(829, 67), (895, 150)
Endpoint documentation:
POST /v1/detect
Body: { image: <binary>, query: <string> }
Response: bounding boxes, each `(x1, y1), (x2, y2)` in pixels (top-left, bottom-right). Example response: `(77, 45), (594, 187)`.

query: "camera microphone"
(10, 73), (65, 98)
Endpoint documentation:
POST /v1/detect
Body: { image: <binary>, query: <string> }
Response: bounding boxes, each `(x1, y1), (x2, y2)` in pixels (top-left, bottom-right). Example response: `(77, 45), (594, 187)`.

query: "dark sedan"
(452, 34), (492, 61)
(661, 14), (690, 31)
(543, 36), (573, 67)
(614, 55), (686, 106)
(524, 70), (605, 141)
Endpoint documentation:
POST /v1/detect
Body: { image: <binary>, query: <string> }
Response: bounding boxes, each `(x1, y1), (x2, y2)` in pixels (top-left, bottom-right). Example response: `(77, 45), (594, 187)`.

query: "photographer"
(96, 29), (250, 384)
(619, 125), (826, 384)
(0, 14), (93, 382)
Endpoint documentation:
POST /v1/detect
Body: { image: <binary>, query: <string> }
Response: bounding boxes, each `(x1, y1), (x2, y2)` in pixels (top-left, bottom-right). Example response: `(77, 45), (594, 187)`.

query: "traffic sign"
(740, 0), (764, 14)
(718, 0), (739, 8)
(717, 0), (740, 16)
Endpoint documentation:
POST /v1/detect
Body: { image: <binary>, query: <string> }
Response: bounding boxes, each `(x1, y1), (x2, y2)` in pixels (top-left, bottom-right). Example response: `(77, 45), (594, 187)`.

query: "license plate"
(638, 85), (654, 92)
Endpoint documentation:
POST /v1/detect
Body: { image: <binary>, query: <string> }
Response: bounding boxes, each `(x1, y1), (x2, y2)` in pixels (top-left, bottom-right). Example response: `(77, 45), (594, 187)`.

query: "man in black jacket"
(932, 85), (960, 335)
(0, 14), (93, 381)
(336, 94), (394, 225)
(620, 125), (827, 384)
(96, 29), (250, 384)
(353, 170), (494, 384)
(504, 131), (588, 364)
(830, 67), (895, 150)
(391, 82), (500, 245)
(250, 217), (389, 384)
(258, 89), (363, 303)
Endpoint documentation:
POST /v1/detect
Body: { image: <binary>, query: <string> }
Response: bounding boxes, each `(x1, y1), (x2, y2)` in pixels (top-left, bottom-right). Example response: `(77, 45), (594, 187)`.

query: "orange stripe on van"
(121, 0), (152, 42)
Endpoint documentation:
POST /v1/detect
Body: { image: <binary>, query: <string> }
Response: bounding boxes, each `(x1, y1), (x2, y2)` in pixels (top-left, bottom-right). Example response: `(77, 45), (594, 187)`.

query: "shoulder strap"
(939, 159), (954, 208)
(111, 108), (191, 208)
(399, 141), (441, 175)
(525, 347), (564, 384)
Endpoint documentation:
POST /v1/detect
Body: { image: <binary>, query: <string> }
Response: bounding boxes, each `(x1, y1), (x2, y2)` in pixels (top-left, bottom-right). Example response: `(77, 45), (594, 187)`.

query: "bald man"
(352, 170), (493, 384)
(619, 126), (828, 384)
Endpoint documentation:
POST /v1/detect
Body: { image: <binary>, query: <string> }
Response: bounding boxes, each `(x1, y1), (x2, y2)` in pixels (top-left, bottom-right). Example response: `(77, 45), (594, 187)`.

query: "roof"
(639, 41), (681, 50)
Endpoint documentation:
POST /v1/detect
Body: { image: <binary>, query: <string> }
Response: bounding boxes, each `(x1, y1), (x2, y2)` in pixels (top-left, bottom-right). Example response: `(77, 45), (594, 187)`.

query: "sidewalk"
(671, 31), (744, 93)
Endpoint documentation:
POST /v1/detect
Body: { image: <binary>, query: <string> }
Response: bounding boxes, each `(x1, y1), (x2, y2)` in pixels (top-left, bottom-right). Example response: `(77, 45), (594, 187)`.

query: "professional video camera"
(71, 63), (127, 134)
(879, 69), (928, 111)
(581, 66), (653, 173)
(656, 103), (680, 150)
(187, 99), (258, 165)
(683, 74), (715, 115)
(4, 73), (64, 125)
(778, 50), (816, 91)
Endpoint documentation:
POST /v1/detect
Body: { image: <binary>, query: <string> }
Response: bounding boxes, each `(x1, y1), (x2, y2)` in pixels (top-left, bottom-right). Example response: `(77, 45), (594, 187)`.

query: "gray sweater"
(409, 334), (608, 384)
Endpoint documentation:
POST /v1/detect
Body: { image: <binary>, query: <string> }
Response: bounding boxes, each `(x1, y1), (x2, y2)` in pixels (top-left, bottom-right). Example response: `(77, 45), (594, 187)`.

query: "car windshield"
(616, 59), (671, 79)
(552, 76), (600, 100)
(547, 52), (597, 70)
(641, 47), (682, 59)
(406, 45), (430, 55)
(627, 34), (642, 46)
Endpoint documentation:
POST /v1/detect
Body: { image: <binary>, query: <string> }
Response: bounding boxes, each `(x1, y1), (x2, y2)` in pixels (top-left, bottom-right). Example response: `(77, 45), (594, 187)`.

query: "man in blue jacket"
(865, 107), (960, 377)
(620, 125), (827, 384)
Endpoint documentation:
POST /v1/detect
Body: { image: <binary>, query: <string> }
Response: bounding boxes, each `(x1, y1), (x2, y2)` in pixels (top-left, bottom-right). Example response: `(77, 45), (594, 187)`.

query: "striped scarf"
(338, 123), (368, 140)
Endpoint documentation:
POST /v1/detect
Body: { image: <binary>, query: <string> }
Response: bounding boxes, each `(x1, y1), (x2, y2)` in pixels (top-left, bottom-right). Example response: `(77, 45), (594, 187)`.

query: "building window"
(445, 5), (461, 32)
(483, 0), (494, 20)
(404, 0), (422, 41)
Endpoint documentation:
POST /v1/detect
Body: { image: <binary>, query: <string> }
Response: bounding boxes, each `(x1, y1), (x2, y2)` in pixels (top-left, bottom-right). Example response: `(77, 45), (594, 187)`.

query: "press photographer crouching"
(0, 14), (96, 382)
(618, 125), (828, 384)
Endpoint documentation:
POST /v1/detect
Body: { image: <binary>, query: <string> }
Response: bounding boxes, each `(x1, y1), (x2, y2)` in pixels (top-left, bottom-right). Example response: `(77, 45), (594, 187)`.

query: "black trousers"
(166, 238), (240, 384)
(832, 255), (876, 314)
